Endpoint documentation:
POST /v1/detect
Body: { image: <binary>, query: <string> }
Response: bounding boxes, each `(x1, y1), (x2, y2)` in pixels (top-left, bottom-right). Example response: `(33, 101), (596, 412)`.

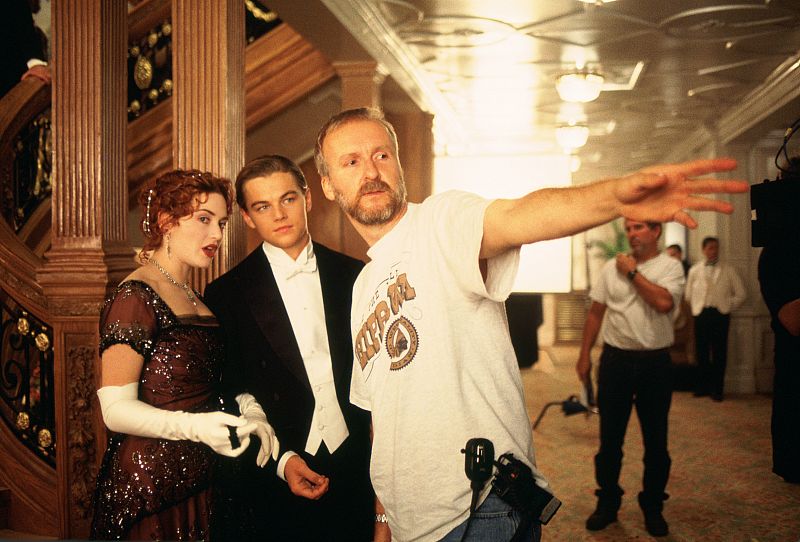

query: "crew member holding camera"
(756, 156), (800, 484)
(577, 220), (685, 537)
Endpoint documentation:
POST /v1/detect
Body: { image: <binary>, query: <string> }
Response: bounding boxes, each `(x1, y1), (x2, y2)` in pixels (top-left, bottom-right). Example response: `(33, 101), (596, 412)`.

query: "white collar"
(262, 239), (316, 278)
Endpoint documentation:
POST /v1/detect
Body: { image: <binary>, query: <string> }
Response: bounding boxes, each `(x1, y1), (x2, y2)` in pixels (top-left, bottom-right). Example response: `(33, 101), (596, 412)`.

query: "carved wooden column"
(37, 0), (134, 537)
(172, 0), (246, 279)
(331, 61), (386, 259)
(335, 60), (386, 110)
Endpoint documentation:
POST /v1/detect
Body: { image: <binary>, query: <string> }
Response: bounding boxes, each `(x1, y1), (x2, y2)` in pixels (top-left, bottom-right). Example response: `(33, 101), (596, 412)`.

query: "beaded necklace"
(150, 258), (197, 307)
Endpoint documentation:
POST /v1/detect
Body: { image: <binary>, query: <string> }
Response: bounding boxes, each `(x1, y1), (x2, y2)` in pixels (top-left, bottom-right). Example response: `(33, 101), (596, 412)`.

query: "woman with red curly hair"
(90, 170), (278, 540)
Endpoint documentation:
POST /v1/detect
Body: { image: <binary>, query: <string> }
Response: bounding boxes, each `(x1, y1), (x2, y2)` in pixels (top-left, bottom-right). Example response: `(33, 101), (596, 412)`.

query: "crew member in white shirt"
(577, 220), (685, 537)
(314, 107), (747, 542)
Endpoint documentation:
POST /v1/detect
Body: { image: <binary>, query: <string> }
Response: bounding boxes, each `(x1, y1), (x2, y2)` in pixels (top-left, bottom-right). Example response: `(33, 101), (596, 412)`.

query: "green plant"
(587, 219), (629, 259)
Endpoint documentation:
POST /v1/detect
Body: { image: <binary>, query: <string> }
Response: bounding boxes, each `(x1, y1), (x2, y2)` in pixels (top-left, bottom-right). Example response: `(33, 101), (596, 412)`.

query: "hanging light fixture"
(556, 72), (604, 103)
(556, 124), (590, 150)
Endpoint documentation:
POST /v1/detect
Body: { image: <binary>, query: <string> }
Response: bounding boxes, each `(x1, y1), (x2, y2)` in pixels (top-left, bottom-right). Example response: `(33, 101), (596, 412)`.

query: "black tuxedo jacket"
(205, 242), (373, 541)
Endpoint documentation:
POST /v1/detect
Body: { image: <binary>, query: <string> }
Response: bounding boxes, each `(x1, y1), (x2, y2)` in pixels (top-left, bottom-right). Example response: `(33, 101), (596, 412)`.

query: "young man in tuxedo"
(205, 155), (373, 541)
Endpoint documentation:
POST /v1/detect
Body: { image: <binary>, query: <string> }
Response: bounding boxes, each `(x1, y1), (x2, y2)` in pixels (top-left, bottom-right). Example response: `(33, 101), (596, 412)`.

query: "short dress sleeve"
(99, 281), (159, 358)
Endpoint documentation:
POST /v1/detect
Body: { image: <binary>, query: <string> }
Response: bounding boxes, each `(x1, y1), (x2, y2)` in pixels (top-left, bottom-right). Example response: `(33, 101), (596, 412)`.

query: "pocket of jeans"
(472, 494), (517, 520)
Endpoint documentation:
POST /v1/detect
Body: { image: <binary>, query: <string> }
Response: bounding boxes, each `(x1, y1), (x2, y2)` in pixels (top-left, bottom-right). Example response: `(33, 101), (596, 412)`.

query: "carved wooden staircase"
(0, 2), (337, 537)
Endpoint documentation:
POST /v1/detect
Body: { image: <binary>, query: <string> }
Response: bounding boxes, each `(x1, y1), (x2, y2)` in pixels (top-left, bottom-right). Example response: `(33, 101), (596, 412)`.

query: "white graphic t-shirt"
(350, 191), (548, 542)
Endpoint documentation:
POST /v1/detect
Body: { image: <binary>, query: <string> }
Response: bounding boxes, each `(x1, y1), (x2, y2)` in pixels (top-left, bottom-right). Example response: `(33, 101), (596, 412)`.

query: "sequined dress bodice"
(91, 280), (224, 541)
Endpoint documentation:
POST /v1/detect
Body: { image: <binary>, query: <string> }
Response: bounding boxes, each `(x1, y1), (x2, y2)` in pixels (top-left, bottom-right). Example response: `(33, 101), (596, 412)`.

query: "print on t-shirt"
(354, 272), (418, 371)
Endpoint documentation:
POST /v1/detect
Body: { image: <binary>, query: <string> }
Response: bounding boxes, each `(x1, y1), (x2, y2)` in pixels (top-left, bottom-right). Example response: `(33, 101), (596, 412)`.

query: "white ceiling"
(305, 0), (800, 183)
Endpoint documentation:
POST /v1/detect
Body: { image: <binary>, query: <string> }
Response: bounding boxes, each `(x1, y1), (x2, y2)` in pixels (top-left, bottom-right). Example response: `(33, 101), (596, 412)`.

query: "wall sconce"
(556, 72), (604, 103)
(556, 124), (590, 150)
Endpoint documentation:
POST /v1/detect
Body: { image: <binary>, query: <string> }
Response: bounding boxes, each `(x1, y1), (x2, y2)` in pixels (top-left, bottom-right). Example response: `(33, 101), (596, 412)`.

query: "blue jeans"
(438, 493), (542, 542)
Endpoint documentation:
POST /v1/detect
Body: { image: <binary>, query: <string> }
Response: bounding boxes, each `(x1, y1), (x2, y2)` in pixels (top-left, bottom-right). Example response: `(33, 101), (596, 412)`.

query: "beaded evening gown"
(90, 280), (225, 541)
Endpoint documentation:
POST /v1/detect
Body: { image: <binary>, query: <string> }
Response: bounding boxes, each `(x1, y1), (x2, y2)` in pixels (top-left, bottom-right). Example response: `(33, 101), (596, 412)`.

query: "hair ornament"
(143, 189), (154, 236)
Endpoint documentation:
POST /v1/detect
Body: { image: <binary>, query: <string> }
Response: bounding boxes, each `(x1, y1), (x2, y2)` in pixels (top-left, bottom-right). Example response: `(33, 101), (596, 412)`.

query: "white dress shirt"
(685, 260), (746, 316)
(262, 240), (349, 479)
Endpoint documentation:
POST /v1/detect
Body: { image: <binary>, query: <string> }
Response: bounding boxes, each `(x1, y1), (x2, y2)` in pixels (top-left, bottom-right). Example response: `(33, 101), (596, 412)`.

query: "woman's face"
(163, 192), (228, 268)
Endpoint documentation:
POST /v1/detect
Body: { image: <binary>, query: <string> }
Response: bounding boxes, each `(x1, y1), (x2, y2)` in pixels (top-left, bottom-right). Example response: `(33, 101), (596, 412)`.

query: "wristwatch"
(627, 268), (638, 281)
(375, 513), (388, 524)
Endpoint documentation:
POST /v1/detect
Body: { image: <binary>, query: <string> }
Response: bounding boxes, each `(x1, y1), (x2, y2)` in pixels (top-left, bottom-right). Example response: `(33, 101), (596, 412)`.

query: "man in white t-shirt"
(684, 236), (746, 401)
(577, 220), (685, 537)
(313, 107), (747, 542)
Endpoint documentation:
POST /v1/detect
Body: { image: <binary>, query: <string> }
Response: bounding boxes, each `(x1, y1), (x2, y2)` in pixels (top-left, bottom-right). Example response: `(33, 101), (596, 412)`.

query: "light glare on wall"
(556, 124), (590, 150)
(434, 154), (572, 293)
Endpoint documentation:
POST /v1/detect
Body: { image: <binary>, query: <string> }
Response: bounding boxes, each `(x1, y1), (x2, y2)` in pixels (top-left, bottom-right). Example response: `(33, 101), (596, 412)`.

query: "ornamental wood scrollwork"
(47, 298), (103, 317)
(66, 344), (97, 521)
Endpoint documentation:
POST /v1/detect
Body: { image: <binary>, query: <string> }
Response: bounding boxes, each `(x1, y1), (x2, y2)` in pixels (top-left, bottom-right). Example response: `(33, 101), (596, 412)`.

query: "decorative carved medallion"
(16, 411), (30, 430)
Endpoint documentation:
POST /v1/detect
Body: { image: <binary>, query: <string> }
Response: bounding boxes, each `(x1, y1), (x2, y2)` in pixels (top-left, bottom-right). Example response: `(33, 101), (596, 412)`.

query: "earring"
(166, 233), (171, 259)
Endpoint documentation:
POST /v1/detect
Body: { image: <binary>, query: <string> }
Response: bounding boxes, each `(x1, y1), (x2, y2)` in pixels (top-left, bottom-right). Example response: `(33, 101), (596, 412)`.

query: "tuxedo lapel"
(316, 245), (352, 387)
(241, 249), (311, 391)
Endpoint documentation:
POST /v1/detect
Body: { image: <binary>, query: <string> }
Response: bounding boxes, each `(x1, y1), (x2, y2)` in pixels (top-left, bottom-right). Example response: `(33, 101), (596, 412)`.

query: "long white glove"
(236, 392), (280, 467)
(97, 383), (256, 458)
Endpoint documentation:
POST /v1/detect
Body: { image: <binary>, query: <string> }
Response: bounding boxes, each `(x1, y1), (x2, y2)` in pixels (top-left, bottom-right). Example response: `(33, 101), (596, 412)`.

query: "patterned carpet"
(522, 346), (800, 542)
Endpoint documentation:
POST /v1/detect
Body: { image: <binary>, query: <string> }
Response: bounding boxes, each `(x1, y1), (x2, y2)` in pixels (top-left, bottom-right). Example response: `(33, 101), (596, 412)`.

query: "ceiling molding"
(717, 54), (800, 145)
(320, 0), (465, 141)
(668, 53), (800, 160)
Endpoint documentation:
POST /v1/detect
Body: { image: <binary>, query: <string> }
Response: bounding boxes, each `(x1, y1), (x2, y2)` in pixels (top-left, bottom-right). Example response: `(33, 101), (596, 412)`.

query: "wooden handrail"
(0, 78), (49, 315)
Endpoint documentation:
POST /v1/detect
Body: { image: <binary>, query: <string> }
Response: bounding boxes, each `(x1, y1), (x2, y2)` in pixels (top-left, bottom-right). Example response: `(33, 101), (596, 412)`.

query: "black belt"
(603, 344), (669, 358)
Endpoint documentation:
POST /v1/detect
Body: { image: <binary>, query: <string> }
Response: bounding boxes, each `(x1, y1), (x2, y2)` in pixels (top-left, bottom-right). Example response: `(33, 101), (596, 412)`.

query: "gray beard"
(336, 180), (407, 226)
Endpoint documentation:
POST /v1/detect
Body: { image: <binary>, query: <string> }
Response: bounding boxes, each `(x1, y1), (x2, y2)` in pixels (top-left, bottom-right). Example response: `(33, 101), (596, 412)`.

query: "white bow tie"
(282, 258), (317, 279)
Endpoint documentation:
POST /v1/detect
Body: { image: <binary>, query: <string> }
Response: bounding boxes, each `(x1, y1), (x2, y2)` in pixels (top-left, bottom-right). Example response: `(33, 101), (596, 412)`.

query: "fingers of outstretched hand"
(682, 195), (735, 213)
(685, 178), (749, 195)
(643, 158), (738, 177)
(671, 210), (697, 229)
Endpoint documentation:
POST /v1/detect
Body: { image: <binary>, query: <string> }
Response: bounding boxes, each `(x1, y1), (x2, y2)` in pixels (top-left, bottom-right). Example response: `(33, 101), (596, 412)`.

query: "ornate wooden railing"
(0, 79), (52, 258)
(127, 0), (279, 121)
(0, 77), (57, 537)
(0, 292), (55, 467)
(0, 78), (55, 468)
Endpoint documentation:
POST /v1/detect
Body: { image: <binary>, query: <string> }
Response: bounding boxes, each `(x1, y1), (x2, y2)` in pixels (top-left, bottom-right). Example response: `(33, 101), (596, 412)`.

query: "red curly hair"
(138, 169), (233, 262)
